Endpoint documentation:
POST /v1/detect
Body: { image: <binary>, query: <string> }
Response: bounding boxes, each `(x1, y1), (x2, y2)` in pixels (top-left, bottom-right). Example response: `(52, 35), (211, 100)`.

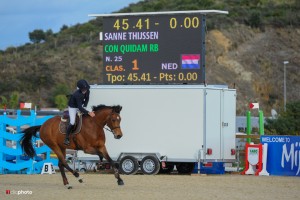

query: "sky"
(0, 0), (140, 50)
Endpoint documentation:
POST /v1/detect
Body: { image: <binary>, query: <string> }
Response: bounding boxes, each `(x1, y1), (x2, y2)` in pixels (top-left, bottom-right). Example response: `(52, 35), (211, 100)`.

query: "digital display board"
(102, 14), (206, 84)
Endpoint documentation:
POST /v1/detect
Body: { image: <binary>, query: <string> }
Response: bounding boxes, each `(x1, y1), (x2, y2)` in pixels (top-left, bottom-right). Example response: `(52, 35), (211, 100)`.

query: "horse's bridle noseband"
(104, 125), (121, 133)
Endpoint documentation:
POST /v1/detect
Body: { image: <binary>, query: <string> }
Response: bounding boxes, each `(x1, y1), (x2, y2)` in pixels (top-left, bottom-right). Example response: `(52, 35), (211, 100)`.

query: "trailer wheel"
(176, 163), (194, 174)
(79, 168), (87, 173)
(141, 156), (160, 175)
(119, 156), (139, 175)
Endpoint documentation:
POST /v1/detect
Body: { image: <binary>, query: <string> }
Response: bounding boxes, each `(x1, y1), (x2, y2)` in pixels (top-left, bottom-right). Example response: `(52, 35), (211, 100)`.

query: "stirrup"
(64, 138), (70, 146)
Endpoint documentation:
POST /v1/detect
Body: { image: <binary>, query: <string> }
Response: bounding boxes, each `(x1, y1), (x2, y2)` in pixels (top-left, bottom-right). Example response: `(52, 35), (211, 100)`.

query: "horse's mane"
(92, 104), (122, 114)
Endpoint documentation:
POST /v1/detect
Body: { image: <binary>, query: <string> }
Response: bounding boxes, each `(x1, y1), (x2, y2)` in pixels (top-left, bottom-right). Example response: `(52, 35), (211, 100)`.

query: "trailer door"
(221, 90), (236, 161)
(205, 89), (221, 160)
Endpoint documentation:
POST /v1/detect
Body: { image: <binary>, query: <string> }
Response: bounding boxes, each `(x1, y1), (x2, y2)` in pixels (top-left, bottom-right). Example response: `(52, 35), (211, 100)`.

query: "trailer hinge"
(222, 122), (229, 127)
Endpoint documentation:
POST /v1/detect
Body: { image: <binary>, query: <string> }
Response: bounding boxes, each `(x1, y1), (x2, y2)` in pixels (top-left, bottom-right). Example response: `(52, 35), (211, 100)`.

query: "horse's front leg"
(98, 146), (124, 186)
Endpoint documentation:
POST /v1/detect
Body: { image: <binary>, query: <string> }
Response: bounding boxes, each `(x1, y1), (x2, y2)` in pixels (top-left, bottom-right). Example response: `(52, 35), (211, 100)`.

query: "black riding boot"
(64, 124), (73, 146)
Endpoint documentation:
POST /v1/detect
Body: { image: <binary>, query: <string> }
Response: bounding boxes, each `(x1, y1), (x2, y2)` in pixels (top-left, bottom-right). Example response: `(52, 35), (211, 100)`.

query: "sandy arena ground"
(1, 173), (300, 200)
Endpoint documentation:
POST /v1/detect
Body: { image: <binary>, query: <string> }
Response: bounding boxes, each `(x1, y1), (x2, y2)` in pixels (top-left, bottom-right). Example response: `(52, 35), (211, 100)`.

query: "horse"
(20, 104), (124, 189)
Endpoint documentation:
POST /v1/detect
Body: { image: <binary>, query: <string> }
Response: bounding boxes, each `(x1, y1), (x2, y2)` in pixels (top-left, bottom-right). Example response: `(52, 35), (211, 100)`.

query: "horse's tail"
(21, 125), (41, 158)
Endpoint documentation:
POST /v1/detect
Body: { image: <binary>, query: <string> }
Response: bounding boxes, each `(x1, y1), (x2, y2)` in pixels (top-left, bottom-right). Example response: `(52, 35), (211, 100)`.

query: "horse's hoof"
(65, 184), (73, 189)
(76, 175), (83, 183)
(118, 180), (124, 186)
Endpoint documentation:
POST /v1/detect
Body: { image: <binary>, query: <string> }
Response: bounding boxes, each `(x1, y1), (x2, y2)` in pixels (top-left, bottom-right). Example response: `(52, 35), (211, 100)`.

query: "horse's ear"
(116, 105), (122, 113)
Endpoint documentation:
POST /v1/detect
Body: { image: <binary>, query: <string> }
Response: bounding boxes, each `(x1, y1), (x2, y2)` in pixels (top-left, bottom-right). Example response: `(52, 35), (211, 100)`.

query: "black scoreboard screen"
(102, 14), (206, 84)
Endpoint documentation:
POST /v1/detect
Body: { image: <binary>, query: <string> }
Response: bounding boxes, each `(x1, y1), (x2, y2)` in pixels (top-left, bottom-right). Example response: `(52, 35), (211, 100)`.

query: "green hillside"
(0, 0), (299, 115)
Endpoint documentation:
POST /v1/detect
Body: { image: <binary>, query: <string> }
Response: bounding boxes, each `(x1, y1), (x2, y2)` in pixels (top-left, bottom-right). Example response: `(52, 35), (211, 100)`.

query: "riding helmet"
(77, 79), (90, 91)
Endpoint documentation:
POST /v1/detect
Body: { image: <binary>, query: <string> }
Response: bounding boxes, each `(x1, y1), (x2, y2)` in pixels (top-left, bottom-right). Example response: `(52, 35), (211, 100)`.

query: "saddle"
(59, 110), (83, 134)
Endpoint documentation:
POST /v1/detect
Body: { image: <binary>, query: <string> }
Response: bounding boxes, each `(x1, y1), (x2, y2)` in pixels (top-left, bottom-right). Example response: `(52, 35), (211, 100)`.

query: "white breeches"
(68, 107), (78, 125)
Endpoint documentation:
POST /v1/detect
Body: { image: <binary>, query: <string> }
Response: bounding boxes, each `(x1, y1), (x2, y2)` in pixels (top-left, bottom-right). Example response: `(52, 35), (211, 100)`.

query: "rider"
(64, 79), (95, 146)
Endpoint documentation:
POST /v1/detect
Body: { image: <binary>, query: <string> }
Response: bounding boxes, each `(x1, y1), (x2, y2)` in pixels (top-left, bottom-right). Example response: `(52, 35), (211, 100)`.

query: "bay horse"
(21, 104), (124, 188)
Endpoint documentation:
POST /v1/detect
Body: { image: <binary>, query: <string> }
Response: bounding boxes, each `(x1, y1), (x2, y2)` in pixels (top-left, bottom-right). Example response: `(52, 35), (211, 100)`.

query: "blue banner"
(261, 136), (300, 176)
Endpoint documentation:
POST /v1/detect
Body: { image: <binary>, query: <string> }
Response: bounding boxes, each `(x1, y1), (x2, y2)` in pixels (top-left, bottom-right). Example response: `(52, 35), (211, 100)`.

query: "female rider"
(64, 79), (95, 146)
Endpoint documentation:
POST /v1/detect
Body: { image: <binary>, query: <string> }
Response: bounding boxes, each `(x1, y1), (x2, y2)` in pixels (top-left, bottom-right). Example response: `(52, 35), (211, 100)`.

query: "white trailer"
(78, 85), (236, 175)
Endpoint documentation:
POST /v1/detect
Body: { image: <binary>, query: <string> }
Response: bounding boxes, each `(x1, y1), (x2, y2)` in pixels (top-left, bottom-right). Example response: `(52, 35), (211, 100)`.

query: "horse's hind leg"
(99, 146), (124, 186)
(58, 160), (72, 189)
(59, 147), (83, 183)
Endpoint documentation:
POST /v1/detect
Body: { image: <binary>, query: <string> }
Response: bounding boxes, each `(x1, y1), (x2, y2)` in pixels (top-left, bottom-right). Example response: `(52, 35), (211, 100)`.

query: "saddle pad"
(59, 114), (82, 134)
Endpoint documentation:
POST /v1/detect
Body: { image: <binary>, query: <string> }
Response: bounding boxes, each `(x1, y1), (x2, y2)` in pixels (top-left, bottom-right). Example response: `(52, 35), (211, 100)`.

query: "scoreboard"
(102, 13), (206, 84)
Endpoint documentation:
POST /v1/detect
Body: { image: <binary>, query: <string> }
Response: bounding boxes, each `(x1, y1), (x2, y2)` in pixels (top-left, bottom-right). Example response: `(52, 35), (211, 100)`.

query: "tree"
(0, 96), (8, 108)
(60, 25), (69, 32)
(45, 29), (54, 41)
(265, 101), (300, 135)
(52, 84), (70, 110)
(29, 29), (46, 43)
(54, 95), (68, 111)
(9, 91), (20, 109)
(52, 84), (70, 98)
(247, 10), (262, 28)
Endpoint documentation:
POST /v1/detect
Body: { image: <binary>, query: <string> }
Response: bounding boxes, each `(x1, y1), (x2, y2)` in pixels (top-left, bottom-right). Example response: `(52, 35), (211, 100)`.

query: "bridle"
(93, 111), (121, 133)
(106, 111), (121, 133)
(104, 126), (121, 133)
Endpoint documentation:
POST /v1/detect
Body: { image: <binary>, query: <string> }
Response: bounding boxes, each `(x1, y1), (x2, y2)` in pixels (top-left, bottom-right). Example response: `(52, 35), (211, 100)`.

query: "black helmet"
(77, 79), (90, 91)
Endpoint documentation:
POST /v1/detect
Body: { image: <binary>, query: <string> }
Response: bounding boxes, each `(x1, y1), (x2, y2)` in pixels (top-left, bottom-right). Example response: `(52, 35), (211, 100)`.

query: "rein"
(104, 126), (121, 133)
(92, 110), (121, 133)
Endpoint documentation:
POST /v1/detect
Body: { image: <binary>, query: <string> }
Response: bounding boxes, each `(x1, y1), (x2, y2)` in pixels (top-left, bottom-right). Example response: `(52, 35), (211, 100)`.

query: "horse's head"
(106, 106), (123, 139)
(92, 105), (123, 139)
